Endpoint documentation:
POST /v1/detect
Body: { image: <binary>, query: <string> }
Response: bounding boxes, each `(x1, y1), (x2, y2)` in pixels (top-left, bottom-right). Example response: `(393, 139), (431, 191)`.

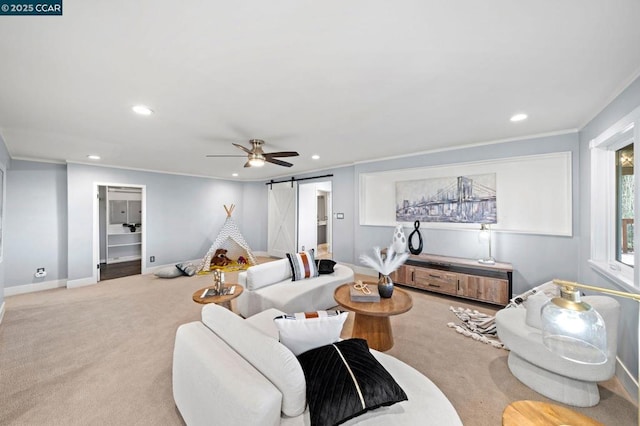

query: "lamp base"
(478, 257), (496, 265)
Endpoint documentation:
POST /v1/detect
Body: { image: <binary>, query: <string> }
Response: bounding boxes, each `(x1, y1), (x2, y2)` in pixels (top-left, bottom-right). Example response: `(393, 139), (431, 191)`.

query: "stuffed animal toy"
(237, 256), (247, 265)
(211, 249), (231, 267)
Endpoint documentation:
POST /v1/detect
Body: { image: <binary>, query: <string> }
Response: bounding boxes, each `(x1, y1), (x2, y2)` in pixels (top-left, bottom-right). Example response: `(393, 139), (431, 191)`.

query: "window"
(616, 144), (634, 267)
(590, 107), (639, 289)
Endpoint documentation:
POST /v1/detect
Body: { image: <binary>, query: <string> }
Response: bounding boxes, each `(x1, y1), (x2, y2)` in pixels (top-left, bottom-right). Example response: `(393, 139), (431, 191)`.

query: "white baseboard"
(145, 263), (177, 274)
(615, 356), (639, 405)
(4, 279), (67, 296)
(0, 301), (5, 325)
(66, 277), (97, 289)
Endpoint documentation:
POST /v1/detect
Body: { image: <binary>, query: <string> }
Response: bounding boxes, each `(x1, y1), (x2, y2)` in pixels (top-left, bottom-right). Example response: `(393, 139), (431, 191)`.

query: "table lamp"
(478, 224), (495, 265)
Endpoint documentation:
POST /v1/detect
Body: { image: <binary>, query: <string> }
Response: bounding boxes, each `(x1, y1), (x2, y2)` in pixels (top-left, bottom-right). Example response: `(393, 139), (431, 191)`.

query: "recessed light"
(312, 154), (320, 160)
(87, 155), (101, 160)
(510, 113), (528, 122)
(132, 105), (153, 116)
(232, 173), (238, 177)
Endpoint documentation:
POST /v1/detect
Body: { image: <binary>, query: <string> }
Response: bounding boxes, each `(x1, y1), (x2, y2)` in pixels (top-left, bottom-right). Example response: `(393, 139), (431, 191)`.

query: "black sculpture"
(408, 220), (423, 255)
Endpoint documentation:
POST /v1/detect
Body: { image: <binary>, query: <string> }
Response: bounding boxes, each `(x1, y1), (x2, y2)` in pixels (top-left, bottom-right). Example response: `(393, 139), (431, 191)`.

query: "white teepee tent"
(197, 204), (257, 272)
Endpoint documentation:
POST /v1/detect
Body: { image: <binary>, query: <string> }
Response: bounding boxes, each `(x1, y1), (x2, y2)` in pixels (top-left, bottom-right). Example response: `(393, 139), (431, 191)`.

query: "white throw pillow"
(525, 292), (550, 330)
(154, 266), (183, 278)
(274, 310), (348, 356)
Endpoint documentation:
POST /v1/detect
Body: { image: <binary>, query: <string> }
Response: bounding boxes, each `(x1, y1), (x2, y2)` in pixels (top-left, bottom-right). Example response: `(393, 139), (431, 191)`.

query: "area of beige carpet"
(0, 264), (636, 425)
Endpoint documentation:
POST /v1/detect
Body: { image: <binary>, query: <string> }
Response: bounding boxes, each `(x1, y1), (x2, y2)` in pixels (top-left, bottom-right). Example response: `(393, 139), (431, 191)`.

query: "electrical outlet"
(35, 267), (47, 278)
(150, 256), (155, 263)
(37, 267), (45, 273)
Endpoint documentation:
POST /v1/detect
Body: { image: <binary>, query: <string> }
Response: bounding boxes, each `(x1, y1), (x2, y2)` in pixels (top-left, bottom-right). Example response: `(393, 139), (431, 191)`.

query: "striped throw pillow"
(286, 250), (319, 281)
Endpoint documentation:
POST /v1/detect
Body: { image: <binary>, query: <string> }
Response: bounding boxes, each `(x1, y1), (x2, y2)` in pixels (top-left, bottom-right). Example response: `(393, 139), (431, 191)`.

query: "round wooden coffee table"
(502, 400), (603, 426)
(192, 284), (243, 311)
(334, 283), (412, 351)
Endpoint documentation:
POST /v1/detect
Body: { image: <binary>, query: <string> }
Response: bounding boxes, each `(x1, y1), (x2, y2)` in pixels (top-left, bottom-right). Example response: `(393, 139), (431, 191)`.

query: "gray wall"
(351, 132), (581, 296)
(4, 161), (67, 287)
(248, 131), (580, 298)
(2, 161), (255, 288)
(0, 132), (581, 295)
(0, 135), (10, 307)
(578, 75), (640, 397)
(66, 163), (246, 281)
(240, 181), (268, 252)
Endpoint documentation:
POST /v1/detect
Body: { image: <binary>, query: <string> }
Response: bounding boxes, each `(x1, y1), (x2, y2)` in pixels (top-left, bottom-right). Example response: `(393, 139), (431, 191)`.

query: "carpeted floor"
(0, 262), (636, 425)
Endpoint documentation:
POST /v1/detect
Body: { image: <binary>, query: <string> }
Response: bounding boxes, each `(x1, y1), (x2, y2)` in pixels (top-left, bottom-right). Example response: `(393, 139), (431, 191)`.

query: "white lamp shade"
(541, 298), (607, 365)
(248, 156), (265, 167)
(478, 225), (490, 242)
(477, 224), (495, 264)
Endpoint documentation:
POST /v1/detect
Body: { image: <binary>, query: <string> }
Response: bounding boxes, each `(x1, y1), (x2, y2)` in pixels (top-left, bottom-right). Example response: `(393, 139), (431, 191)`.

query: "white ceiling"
(1, 1), (639, 180)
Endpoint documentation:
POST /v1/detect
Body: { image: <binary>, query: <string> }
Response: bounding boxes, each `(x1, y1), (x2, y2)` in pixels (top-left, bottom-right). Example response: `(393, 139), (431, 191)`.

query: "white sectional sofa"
(172, 303), (463, 426)
(235, 258), (354, 318)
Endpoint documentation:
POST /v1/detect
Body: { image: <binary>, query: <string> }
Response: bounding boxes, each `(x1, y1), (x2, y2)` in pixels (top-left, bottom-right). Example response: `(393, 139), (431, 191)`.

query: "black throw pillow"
(297, 338), (407, 426)
(315, 259), (336, 274)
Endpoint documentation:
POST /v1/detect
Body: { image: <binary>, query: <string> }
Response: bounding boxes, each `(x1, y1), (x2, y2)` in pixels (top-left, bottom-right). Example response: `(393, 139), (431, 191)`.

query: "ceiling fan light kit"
(207, 139), (299, 169)
(248, 154), (265, 167)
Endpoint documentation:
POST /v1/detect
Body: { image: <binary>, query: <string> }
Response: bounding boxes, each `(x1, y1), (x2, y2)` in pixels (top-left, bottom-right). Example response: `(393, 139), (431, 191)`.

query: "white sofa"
(235, 258), (355, 318)
(496, 293), (620, 407)
(173, 303), (463, 426)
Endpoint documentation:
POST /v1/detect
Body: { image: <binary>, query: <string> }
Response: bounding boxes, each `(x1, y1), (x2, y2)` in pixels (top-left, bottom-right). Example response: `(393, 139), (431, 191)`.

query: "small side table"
(502, 400), (604, 426)
(192, 284), (243, 311)
(333, 283), (413, 351)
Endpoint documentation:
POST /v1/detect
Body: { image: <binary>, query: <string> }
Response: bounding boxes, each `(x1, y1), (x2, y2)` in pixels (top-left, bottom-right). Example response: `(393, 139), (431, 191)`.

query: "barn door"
(268, 182), (298, 258)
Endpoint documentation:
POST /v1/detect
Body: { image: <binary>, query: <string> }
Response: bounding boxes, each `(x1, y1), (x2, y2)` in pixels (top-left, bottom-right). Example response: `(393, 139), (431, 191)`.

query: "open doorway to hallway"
(298, 181), (332, 259)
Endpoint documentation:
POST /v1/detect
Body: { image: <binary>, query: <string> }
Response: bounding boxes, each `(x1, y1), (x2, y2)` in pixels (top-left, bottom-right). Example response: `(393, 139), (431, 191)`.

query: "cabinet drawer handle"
(428, 283), (441, 288)
(411, 271), (415, 281)
(428, 274), (441, 278)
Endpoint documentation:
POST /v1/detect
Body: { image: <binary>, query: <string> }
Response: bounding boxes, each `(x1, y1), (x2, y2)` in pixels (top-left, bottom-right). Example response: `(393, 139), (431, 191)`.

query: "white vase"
(391, 225), (407, 253)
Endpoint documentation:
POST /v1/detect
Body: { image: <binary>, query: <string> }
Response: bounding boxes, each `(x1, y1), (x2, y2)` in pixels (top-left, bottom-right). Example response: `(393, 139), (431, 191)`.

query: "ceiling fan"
(206, 139), (299, 168)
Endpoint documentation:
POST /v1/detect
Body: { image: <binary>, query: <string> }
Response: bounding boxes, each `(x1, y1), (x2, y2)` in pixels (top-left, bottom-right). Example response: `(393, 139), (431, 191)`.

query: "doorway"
(298, 181), (332, 258)
(95, 184), (146, 281)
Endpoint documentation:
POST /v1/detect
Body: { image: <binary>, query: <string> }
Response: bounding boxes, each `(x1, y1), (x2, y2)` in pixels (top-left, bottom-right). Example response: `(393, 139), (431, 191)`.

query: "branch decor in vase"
(360, 246), (409, 298)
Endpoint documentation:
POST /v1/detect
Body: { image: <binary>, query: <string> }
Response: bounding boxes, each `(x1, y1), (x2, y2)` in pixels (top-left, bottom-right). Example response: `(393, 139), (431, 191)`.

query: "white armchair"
(496, 293), (620, 407)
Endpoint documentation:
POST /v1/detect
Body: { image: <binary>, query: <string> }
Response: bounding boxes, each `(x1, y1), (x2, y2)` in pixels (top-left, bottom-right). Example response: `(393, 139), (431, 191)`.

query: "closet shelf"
(108, 242), (142, 248)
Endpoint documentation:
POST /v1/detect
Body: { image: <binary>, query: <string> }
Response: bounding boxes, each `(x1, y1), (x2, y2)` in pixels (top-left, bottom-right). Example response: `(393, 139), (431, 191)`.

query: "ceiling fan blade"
(265, 157), (294, 167)
(233, 143), (253, 154)
(264, 151), (299, 158)
(206, 154), (247, 157)
(244, 161), (252, 168)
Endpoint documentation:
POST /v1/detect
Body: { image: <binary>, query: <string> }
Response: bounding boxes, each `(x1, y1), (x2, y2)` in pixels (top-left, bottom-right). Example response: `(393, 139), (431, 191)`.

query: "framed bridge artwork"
(395, 173), (496, 224)
(359, 152), (572, 236)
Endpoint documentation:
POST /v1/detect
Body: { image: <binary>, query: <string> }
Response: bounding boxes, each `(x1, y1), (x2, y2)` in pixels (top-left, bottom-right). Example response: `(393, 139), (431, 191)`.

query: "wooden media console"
(389, 253), (513, 306)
